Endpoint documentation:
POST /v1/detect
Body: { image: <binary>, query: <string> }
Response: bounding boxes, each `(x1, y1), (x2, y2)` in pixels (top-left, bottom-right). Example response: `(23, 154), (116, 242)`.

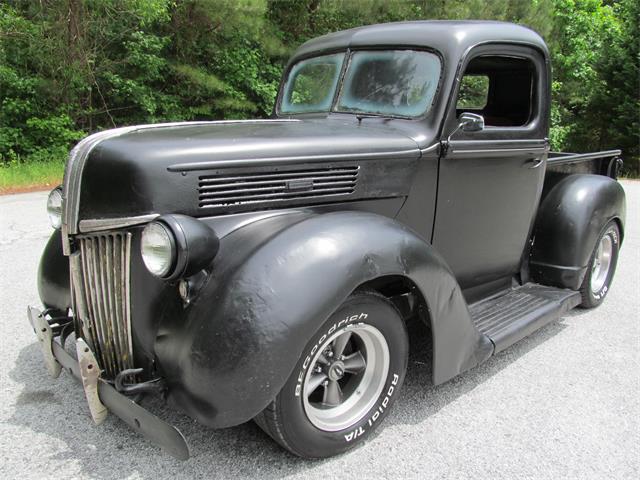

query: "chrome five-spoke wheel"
(302, 324), (389, 431)
(590, 233), (613, 293)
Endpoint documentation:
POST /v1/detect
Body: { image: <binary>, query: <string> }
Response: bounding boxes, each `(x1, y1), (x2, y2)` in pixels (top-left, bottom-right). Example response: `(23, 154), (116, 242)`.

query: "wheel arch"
(612, 216), (625, 244)
(358, 274), (434, 369)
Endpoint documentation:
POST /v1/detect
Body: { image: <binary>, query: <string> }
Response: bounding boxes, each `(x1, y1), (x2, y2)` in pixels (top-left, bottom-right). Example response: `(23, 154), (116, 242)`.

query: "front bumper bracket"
(27, 306), (190, 460)
(76, 337), (108, 424)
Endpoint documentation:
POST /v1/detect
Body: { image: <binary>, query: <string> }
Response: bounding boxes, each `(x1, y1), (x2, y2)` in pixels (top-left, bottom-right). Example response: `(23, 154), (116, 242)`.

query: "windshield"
(280, 53), (345, 114)
(280, 50), (441, 118)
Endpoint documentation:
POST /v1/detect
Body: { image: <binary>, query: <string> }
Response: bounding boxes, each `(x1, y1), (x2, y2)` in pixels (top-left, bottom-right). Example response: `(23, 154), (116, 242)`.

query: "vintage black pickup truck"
(29, 20), (626, 459)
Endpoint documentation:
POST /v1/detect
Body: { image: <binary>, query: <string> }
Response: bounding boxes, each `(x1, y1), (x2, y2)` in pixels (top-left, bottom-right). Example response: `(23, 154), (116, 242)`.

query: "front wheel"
(579, 221), (620, 308)
(254, 291), (409, 458)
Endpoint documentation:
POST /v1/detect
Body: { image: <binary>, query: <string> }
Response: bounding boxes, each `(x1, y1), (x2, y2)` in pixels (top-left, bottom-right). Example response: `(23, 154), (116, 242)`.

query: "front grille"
(70, 232), (134, 378)
(198, 166), (359, 208)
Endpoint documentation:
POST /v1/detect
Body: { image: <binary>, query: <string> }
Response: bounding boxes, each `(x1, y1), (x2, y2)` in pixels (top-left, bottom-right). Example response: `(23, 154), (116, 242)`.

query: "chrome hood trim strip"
(168, 149), (417, 172)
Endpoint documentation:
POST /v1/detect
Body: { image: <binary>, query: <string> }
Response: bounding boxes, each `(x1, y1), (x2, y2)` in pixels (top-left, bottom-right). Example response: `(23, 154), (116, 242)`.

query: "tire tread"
(254, 399), (301, 456)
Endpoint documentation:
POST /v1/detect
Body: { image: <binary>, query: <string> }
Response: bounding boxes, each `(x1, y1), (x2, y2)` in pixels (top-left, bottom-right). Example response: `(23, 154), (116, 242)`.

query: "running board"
(470, 283), (581, 353)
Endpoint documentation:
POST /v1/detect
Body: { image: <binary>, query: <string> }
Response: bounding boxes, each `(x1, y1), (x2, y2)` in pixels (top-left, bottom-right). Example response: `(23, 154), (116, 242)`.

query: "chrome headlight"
(141, 222), (176, 277)
(141, 215), (219, 281)
(47, 187), (63, 229)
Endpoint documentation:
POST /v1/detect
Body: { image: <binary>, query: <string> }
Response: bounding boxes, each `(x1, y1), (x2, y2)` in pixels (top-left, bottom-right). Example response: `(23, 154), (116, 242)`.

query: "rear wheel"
(254, 291), (408, 458)
(579, 221), (620, 308)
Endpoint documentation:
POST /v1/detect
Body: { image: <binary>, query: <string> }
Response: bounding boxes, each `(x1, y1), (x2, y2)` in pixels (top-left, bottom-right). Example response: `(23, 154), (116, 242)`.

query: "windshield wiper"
(355, 113), (390, 124)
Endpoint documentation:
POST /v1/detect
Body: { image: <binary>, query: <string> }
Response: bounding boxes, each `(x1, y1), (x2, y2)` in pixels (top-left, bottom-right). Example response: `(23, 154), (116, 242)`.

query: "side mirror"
(459, 112), (485, 132)
(445, 112), (485, 147)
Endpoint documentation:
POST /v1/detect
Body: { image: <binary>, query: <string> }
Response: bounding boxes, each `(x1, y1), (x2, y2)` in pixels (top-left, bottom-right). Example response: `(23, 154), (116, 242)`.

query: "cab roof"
(291, 20), (548, 63)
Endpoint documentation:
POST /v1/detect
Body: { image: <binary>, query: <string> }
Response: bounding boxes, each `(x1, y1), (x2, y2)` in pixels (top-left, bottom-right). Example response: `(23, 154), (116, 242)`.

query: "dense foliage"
(1, 0), (638, 175)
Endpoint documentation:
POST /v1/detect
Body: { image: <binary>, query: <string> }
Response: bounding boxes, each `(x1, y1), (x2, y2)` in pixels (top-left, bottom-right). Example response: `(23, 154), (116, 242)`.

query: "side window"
(457, 75), (489, 110)
(456, 56), (536, 127)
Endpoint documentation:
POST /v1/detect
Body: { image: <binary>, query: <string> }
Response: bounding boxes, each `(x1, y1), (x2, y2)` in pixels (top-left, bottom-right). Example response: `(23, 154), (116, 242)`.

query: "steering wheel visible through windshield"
(280, 50), (441, 118)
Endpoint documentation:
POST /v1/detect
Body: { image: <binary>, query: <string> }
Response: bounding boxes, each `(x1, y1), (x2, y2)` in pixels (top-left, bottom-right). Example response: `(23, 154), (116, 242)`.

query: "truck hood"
(73, 119), (421, 226)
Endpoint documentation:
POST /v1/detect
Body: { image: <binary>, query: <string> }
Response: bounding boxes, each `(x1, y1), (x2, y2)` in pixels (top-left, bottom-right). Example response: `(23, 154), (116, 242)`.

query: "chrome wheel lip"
(302, 323), (389, 432)
(590, 233), (614, 293)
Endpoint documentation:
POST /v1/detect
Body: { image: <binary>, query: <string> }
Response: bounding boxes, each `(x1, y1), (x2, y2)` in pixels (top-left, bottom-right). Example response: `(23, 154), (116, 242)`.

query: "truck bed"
(547, 150), (622, 177)
(543, 150), (623, 197)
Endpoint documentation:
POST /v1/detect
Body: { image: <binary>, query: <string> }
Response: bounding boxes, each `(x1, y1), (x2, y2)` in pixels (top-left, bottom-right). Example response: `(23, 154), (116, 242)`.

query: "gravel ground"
(1, 181), (638, 480)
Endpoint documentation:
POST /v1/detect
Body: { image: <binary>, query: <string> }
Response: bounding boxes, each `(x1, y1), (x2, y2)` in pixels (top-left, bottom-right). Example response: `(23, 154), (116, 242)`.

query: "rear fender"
(530, 174), (626, 289)
(155, 211), (492, 428)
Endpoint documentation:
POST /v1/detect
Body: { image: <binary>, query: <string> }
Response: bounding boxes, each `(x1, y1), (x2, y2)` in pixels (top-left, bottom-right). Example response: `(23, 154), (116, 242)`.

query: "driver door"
(431, 44), (549, 300)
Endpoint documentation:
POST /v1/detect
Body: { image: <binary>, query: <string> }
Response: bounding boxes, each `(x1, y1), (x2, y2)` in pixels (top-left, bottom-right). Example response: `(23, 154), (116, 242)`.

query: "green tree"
(0, 0), (637, 174)
(550, 0), (639, 175)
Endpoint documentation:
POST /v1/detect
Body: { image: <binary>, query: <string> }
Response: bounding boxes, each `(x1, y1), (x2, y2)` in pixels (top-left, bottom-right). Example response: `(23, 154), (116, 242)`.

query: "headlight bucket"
(47, 186), (63, 230)
(141, 214), (219, 281)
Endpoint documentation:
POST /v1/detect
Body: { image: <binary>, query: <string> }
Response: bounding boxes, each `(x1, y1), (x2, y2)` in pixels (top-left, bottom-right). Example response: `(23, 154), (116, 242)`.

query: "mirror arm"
(443, 120), (467, 155)
(446, 122), (464, 145)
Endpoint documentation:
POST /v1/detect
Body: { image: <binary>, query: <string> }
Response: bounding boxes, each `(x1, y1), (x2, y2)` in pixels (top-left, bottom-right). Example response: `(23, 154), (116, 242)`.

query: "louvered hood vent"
(198, 166), (359, 208)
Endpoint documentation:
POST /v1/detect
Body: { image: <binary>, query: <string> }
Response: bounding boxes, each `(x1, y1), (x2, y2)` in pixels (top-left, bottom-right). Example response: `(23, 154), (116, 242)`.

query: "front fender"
(37, 231), (71, 312)
(530, 174), (626, 289)
(155, 211), (491, 427)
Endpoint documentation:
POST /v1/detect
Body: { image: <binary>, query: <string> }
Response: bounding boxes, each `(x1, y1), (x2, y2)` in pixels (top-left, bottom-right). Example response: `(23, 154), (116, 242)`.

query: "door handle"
(526, 157), (544, 169)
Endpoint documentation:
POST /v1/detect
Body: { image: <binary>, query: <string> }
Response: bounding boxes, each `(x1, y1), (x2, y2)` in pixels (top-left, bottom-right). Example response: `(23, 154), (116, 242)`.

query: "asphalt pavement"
(1, 181), (638, 479)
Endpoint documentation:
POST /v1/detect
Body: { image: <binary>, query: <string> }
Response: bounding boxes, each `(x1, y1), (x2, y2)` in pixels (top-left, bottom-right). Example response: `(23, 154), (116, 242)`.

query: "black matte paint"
(530, 174), (626, 289)
(78, 120), (420, 221)
(432, 42), (550, 299)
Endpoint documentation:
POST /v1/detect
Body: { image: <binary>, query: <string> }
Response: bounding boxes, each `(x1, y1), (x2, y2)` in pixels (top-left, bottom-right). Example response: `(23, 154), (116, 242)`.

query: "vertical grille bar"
(94, 237), (112, 375)
(123, 234), (133, 368)
(106, 236), (124, 374)
(71, 232), (134, 379)
(77, 241), (102, 363)
(92, 236), (117, 377)
(85, 238), (111, 373)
